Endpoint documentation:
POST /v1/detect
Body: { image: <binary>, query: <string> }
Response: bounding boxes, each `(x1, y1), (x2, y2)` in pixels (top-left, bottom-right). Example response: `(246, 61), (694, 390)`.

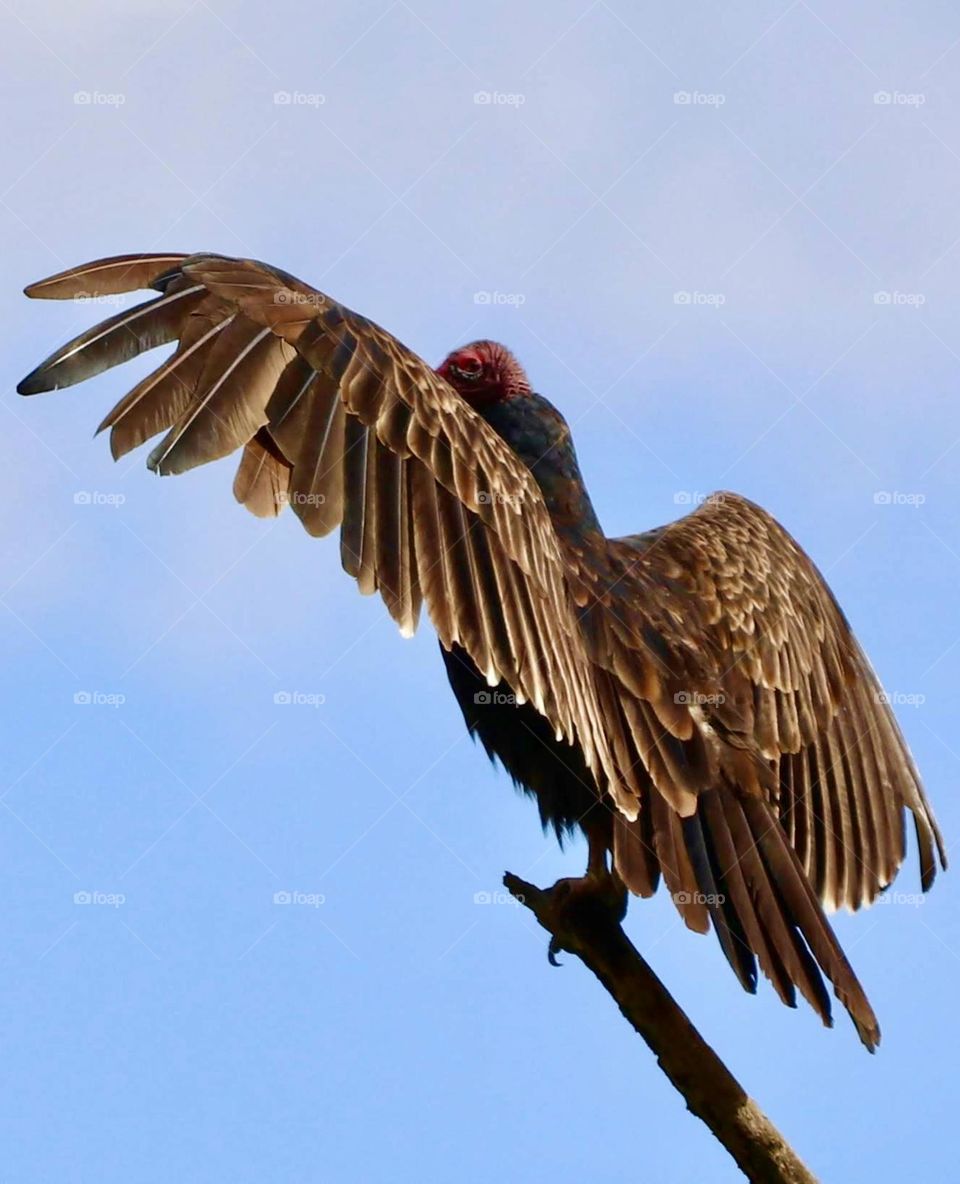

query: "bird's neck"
(477, 393), (603, 540)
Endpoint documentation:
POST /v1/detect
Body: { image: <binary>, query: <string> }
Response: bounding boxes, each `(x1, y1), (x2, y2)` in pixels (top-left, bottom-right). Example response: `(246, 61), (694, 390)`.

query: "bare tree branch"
(503, 871), (818, 1184)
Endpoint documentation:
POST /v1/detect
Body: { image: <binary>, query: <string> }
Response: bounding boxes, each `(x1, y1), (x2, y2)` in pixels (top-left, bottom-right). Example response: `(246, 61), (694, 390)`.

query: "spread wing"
(17, 252), (620, 804)
(575, 492), (946, 1047)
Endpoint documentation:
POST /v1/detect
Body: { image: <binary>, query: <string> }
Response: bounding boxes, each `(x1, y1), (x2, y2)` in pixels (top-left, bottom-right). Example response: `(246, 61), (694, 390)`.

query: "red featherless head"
(436, 340), (532, 405)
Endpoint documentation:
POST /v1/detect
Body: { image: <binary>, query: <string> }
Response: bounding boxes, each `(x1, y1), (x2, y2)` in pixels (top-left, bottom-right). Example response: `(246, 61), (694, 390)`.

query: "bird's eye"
(451, 360), (483, 381)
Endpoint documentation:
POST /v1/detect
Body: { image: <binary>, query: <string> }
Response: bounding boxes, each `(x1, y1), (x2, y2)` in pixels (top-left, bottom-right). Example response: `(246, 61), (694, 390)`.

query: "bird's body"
(439, 390), (607, 844)
(475, 392), (604, 540)
(442, 643), (601, 839)
(18, 251), (946, 1050)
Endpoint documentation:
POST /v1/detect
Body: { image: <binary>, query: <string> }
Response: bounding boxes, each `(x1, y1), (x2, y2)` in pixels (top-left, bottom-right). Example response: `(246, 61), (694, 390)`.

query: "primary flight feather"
(18, 251), (947, 1050)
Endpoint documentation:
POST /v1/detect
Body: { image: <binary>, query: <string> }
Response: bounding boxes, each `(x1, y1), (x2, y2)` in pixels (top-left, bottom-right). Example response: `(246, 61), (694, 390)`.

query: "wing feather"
(19, 281), (205, 393)
(600, 495), (945, 915)
(23, 253), (189, 299)
(234, 430), (291, 518)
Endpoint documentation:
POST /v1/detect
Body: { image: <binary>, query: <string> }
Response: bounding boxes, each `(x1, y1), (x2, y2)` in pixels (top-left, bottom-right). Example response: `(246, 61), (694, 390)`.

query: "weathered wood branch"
(503, 871), (818, 1184)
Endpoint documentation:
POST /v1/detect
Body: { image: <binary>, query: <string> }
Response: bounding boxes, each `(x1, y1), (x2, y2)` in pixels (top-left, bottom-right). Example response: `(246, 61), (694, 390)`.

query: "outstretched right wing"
(18, 252), (621, 804)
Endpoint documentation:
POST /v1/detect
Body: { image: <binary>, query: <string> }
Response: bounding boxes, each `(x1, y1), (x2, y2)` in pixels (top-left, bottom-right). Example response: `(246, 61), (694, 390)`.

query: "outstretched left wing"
(565, 491), (946, 1048)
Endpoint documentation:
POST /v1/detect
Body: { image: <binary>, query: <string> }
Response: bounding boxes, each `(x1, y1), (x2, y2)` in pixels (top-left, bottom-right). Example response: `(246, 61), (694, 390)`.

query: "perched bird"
(18, 252), (946, 1049)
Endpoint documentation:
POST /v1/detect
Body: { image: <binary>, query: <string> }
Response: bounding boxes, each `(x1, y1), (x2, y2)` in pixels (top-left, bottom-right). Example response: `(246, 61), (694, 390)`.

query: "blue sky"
(2, 2), (959, 1180)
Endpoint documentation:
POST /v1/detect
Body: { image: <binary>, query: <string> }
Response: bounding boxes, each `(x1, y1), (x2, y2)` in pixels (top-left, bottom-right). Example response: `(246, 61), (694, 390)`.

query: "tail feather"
(682, 810), (758, 994)
(723, 795), (836, 1028)
(616, 786), (881, 1050)
(611, 811), (660, 898)
(740, 795), (880, 1048)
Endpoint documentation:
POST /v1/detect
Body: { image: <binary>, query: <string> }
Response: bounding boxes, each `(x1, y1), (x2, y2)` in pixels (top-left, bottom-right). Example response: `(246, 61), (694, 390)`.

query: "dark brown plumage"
(18, 251), (947, 1050)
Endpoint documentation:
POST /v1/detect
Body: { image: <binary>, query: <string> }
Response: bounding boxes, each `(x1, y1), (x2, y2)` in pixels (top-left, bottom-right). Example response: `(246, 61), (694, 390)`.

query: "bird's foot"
(545, 871), (628, 965)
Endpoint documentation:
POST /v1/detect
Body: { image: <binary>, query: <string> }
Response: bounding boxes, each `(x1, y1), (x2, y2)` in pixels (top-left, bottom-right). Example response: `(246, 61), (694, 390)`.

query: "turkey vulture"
(18, 252), (946, 1050)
